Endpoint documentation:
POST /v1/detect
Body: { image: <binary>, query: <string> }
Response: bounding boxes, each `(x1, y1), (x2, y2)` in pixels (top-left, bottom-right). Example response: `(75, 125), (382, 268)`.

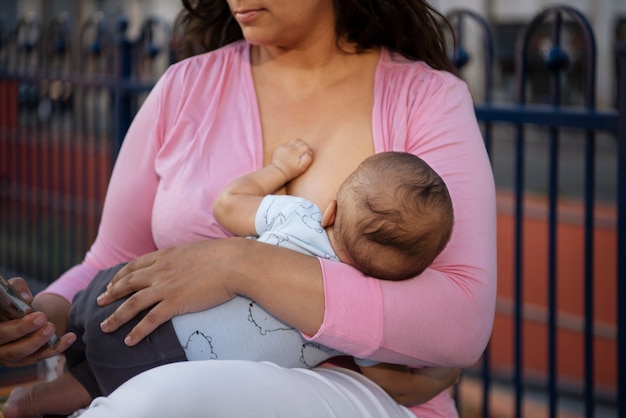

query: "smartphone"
(0, 274), (60, 348)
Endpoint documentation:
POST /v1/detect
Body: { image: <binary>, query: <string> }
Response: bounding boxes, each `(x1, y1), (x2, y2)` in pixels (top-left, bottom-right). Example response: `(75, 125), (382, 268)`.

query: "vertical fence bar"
(546, 108), (559, 418)
(577, 13), (598, 418)
(512, 113), (525, 418)
(582, 114), (596, 418)
(617, 39), (626, 418)
(475, 15), (495, 418)
(513, 17), (532, 417)
(544, 11), (565, 418)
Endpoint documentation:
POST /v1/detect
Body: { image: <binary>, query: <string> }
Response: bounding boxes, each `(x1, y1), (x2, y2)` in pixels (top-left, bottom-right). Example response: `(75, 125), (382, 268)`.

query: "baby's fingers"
(297, 149), (313, 170)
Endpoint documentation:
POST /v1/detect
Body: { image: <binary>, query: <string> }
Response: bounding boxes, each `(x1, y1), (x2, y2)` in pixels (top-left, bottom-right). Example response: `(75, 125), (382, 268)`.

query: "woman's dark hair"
(176, 0), (455, 73)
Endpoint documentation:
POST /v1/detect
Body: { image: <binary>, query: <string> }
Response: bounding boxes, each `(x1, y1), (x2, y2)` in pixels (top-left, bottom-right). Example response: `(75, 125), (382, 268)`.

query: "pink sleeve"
(40, 75), (170, 302)
(308, 72), (497, 368)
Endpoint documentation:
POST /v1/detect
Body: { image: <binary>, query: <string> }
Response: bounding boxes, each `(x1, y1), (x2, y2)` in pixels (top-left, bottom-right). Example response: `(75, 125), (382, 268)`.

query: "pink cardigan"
(43, 41), (497, 417)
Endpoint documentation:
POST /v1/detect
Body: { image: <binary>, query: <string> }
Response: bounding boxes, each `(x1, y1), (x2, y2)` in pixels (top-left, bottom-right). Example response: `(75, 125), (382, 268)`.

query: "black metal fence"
(0, 6), (624, 418)
(450, 6), (624, 418)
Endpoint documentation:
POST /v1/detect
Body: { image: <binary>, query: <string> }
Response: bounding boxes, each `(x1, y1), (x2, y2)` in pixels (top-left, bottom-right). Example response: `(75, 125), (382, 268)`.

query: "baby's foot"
(2, 386), (39, 418)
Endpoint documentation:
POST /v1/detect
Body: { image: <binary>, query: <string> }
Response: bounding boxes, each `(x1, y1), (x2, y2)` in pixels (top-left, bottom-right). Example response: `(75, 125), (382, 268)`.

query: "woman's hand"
(97, 239), (241, 346)
(0, 278), (75, 368)
(97, 237), (325, 346)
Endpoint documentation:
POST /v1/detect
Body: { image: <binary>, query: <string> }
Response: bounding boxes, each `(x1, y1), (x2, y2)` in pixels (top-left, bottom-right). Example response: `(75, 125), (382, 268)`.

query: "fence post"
(617, 39), (626, 418)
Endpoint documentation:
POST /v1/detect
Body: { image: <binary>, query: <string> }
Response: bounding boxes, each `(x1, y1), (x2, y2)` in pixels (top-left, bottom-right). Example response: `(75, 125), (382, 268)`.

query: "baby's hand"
(272, 138), (313, 180)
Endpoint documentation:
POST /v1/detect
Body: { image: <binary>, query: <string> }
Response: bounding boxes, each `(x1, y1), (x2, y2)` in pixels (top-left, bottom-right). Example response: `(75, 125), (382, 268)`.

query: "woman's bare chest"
(259, 84), (375, 206)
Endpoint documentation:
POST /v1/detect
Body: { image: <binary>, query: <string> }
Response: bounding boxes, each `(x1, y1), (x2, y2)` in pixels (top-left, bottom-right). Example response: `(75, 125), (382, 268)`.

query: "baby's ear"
(321, 200), (337, 227)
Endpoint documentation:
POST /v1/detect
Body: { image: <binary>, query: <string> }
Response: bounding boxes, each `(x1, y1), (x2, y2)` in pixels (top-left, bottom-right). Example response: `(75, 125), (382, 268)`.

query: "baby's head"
(328, 152), (453, 281)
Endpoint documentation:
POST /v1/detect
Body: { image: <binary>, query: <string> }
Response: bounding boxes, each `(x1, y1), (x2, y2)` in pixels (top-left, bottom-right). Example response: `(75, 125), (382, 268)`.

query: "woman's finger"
(97, 261), (157, 307)
(0, 330), (76, 368)
(97, 272), (140, 306)
(99, 285), (162, 336)
(6, 277), (33, 303)
(122, 300), (176, 346)
(0, 312), (46, 346)
(108, 253), (158, 289)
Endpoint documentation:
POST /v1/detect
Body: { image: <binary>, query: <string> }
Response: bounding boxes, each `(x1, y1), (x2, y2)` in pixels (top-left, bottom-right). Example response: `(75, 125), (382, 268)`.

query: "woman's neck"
(252, 34), (354, 64)
(250, 39), (375, 95)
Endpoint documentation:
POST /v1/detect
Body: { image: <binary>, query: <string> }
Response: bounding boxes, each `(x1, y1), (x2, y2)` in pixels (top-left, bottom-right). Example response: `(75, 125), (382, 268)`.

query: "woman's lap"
(79, 360), (415, 418)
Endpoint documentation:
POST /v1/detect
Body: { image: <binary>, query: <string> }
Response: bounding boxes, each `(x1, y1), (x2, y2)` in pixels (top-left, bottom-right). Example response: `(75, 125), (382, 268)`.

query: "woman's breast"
(284, 130), (375, 210)
(151, 133), (260, 248)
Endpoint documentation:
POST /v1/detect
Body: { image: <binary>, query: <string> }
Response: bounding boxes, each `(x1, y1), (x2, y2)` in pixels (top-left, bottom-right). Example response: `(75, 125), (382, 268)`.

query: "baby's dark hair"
(347, 152), (453, 281)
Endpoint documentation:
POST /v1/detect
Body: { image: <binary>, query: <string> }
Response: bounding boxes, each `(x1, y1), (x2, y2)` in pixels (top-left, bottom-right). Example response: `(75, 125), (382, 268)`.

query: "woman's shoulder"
(377, 47), (465, 91)
(148, 40), (250, 108)
(163, 40), (249, 81)
(376, 47), (472, 111)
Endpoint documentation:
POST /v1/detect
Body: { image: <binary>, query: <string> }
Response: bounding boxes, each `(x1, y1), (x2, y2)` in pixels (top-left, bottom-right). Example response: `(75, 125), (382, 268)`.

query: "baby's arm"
(359, 363), (461, 406)
(213, 138), (313, 236)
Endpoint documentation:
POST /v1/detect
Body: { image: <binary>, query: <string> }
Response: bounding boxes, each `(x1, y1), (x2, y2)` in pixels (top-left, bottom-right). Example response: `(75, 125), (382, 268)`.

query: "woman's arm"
(359, 364), (461, 406)
(308, 73), (497, 367)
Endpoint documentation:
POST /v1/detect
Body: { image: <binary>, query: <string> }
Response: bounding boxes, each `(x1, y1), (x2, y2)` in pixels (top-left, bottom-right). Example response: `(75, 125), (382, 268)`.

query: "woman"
(0, 0), (496, 416)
